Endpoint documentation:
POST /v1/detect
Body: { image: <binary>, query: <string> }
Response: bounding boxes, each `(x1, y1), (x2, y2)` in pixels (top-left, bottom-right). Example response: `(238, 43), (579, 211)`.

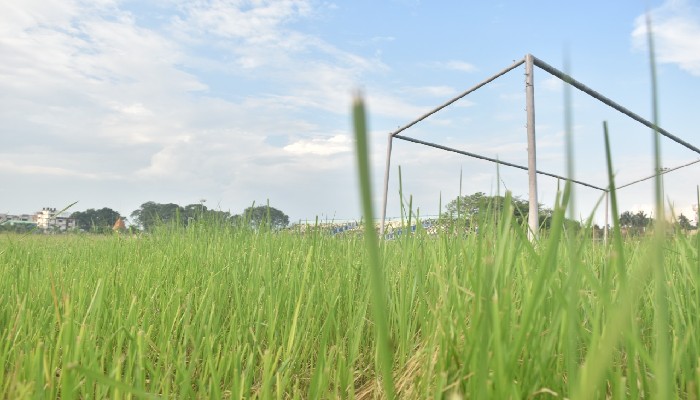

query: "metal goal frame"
(380, 54), (700, 239)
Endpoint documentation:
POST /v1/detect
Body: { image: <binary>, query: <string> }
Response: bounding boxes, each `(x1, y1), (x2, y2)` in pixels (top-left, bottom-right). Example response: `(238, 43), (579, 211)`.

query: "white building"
(0, 213), (36, 226)
(34, 207), (76, 231)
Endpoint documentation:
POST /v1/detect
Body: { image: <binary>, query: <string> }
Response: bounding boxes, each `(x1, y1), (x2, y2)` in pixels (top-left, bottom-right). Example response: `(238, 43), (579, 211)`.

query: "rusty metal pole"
(380, 133), (393, 237)
(525, 54), (539, 240)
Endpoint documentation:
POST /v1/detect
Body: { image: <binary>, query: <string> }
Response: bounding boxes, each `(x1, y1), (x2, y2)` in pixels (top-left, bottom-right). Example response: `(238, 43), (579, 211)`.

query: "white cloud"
(430, 60), (478, 73)
(0, 160), (101, 179)
(284, 134), (352, 156)
(541, 76), (563, 92)
(364, 92), (432, 120)
(174, 0), (313, 41)
(116, 103), (154, 117)
(166, 0), (432, 125)
(632, 0), (700, 76)
(0, 0), (210, 150)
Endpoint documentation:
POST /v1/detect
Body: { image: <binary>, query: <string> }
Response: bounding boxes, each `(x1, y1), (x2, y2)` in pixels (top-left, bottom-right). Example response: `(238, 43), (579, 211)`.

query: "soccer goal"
(380, 54), (700, 239)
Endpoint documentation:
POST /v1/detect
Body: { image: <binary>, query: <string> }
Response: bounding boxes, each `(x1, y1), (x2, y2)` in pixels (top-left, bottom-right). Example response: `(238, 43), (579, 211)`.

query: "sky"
(2, 0), (700, 225)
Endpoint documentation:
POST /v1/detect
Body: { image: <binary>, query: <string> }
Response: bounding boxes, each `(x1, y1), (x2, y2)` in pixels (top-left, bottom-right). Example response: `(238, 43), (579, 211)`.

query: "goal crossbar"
(394, 134), (606, 191)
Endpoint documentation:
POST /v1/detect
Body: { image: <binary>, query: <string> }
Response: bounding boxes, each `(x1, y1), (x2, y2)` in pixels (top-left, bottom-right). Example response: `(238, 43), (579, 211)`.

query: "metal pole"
(390, 58), (525, 138)
(532, 56), (700, 156)
(525, 54), (539, 240)
(604, 191), (609, 245)
(380, 133), (393, 237)
(394, 134), (606, 191)
(615, 158), (700, 191)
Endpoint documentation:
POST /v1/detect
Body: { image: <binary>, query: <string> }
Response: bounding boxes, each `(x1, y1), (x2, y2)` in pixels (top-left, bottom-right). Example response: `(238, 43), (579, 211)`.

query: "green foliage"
(443, 191), (561, 230)
(71, 207), (122, 233)
(619, 210), (653, 235)
(128, 201), (291, 232)
(130, 202), (233, 231)
(676, 213), (696, 231)
(130, 202), (185, 231)
(234, 205), (290, 230)
(615, 208), (698, 237)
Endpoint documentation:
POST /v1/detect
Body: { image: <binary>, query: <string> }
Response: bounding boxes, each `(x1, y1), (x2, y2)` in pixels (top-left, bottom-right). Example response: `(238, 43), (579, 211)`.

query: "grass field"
(1, 210), (699, 398)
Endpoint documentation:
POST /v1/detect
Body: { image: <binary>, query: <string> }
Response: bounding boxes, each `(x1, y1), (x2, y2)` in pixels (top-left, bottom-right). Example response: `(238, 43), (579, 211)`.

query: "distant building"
(0, 213), (37, 229)
(0, 215), (37, 229)
(0, 213), (34, 223)
(34, 207), (77, 231)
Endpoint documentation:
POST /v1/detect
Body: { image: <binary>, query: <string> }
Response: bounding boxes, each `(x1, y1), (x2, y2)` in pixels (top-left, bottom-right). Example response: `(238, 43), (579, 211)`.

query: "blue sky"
(2, 0), (699, 224)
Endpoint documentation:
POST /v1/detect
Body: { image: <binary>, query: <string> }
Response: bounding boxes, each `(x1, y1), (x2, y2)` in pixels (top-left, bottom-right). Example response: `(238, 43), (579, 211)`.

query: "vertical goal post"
(380, 53), (700, 240)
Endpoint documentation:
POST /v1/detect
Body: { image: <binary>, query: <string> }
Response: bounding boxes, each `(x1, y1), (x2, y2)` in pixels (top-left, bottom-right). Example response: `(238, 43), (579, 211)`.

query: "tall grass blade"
(602, 122), (626, 279)
(646, 13), (673, 399)
(352, 94), (396, 399)
(562, 51), (580, 393)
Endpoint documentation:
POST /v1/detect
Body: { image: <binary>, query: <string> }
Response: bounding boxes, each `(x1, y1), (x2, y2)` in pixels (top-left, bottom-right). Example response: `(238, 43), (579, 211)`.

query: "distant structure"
(0, 213), (37, 229)
(113, 217), (126, 232)
(34, 207), (76, 231)
(1, 208), (76, 231)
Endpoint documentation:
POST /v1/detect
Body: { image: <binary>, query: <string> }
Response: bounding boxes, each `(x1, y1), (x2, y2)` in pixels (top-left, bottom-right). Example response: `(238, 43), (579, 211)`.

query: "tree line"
(45, 202), (289, 233)
(618, 210), (696, 235)
(3, 193), (696, 235)
(440, 192), (697, 235)
(128, 202), (289, 232)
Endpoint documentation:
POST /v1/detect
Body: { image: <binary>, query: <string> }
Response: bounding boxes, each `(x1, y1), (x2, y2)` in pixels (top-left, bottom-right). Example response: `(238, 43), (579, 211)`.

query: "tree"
(592, 224), (606, 239)
(619, 210), (653, 235)
(443, 192), (556, 229)
(183, 203), (232, 226)
(632, 211), (651, 229)
(445, 192), (491, 219)
(235, 205), (289, 230)
(130, 201), (234, 231)
(71, 208), (122, 233)
(130, 202), (185, 231)
(677, 213), (696, 231)
(184, 203), (207, 221)
(619, 211), (634, 229)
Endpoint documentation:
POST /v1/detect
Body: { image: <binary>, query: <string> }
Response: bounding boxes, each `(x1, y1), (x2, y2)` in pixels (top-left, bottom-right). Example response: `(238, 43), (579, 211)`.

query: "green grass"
(1, 209), (699, 398)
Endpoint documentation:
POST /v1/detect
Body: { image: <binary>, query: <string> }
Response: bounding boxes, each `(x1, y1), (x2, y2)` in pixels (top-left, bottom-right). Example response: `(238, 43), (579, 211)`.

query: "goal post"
(379, 53), (700, 240)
